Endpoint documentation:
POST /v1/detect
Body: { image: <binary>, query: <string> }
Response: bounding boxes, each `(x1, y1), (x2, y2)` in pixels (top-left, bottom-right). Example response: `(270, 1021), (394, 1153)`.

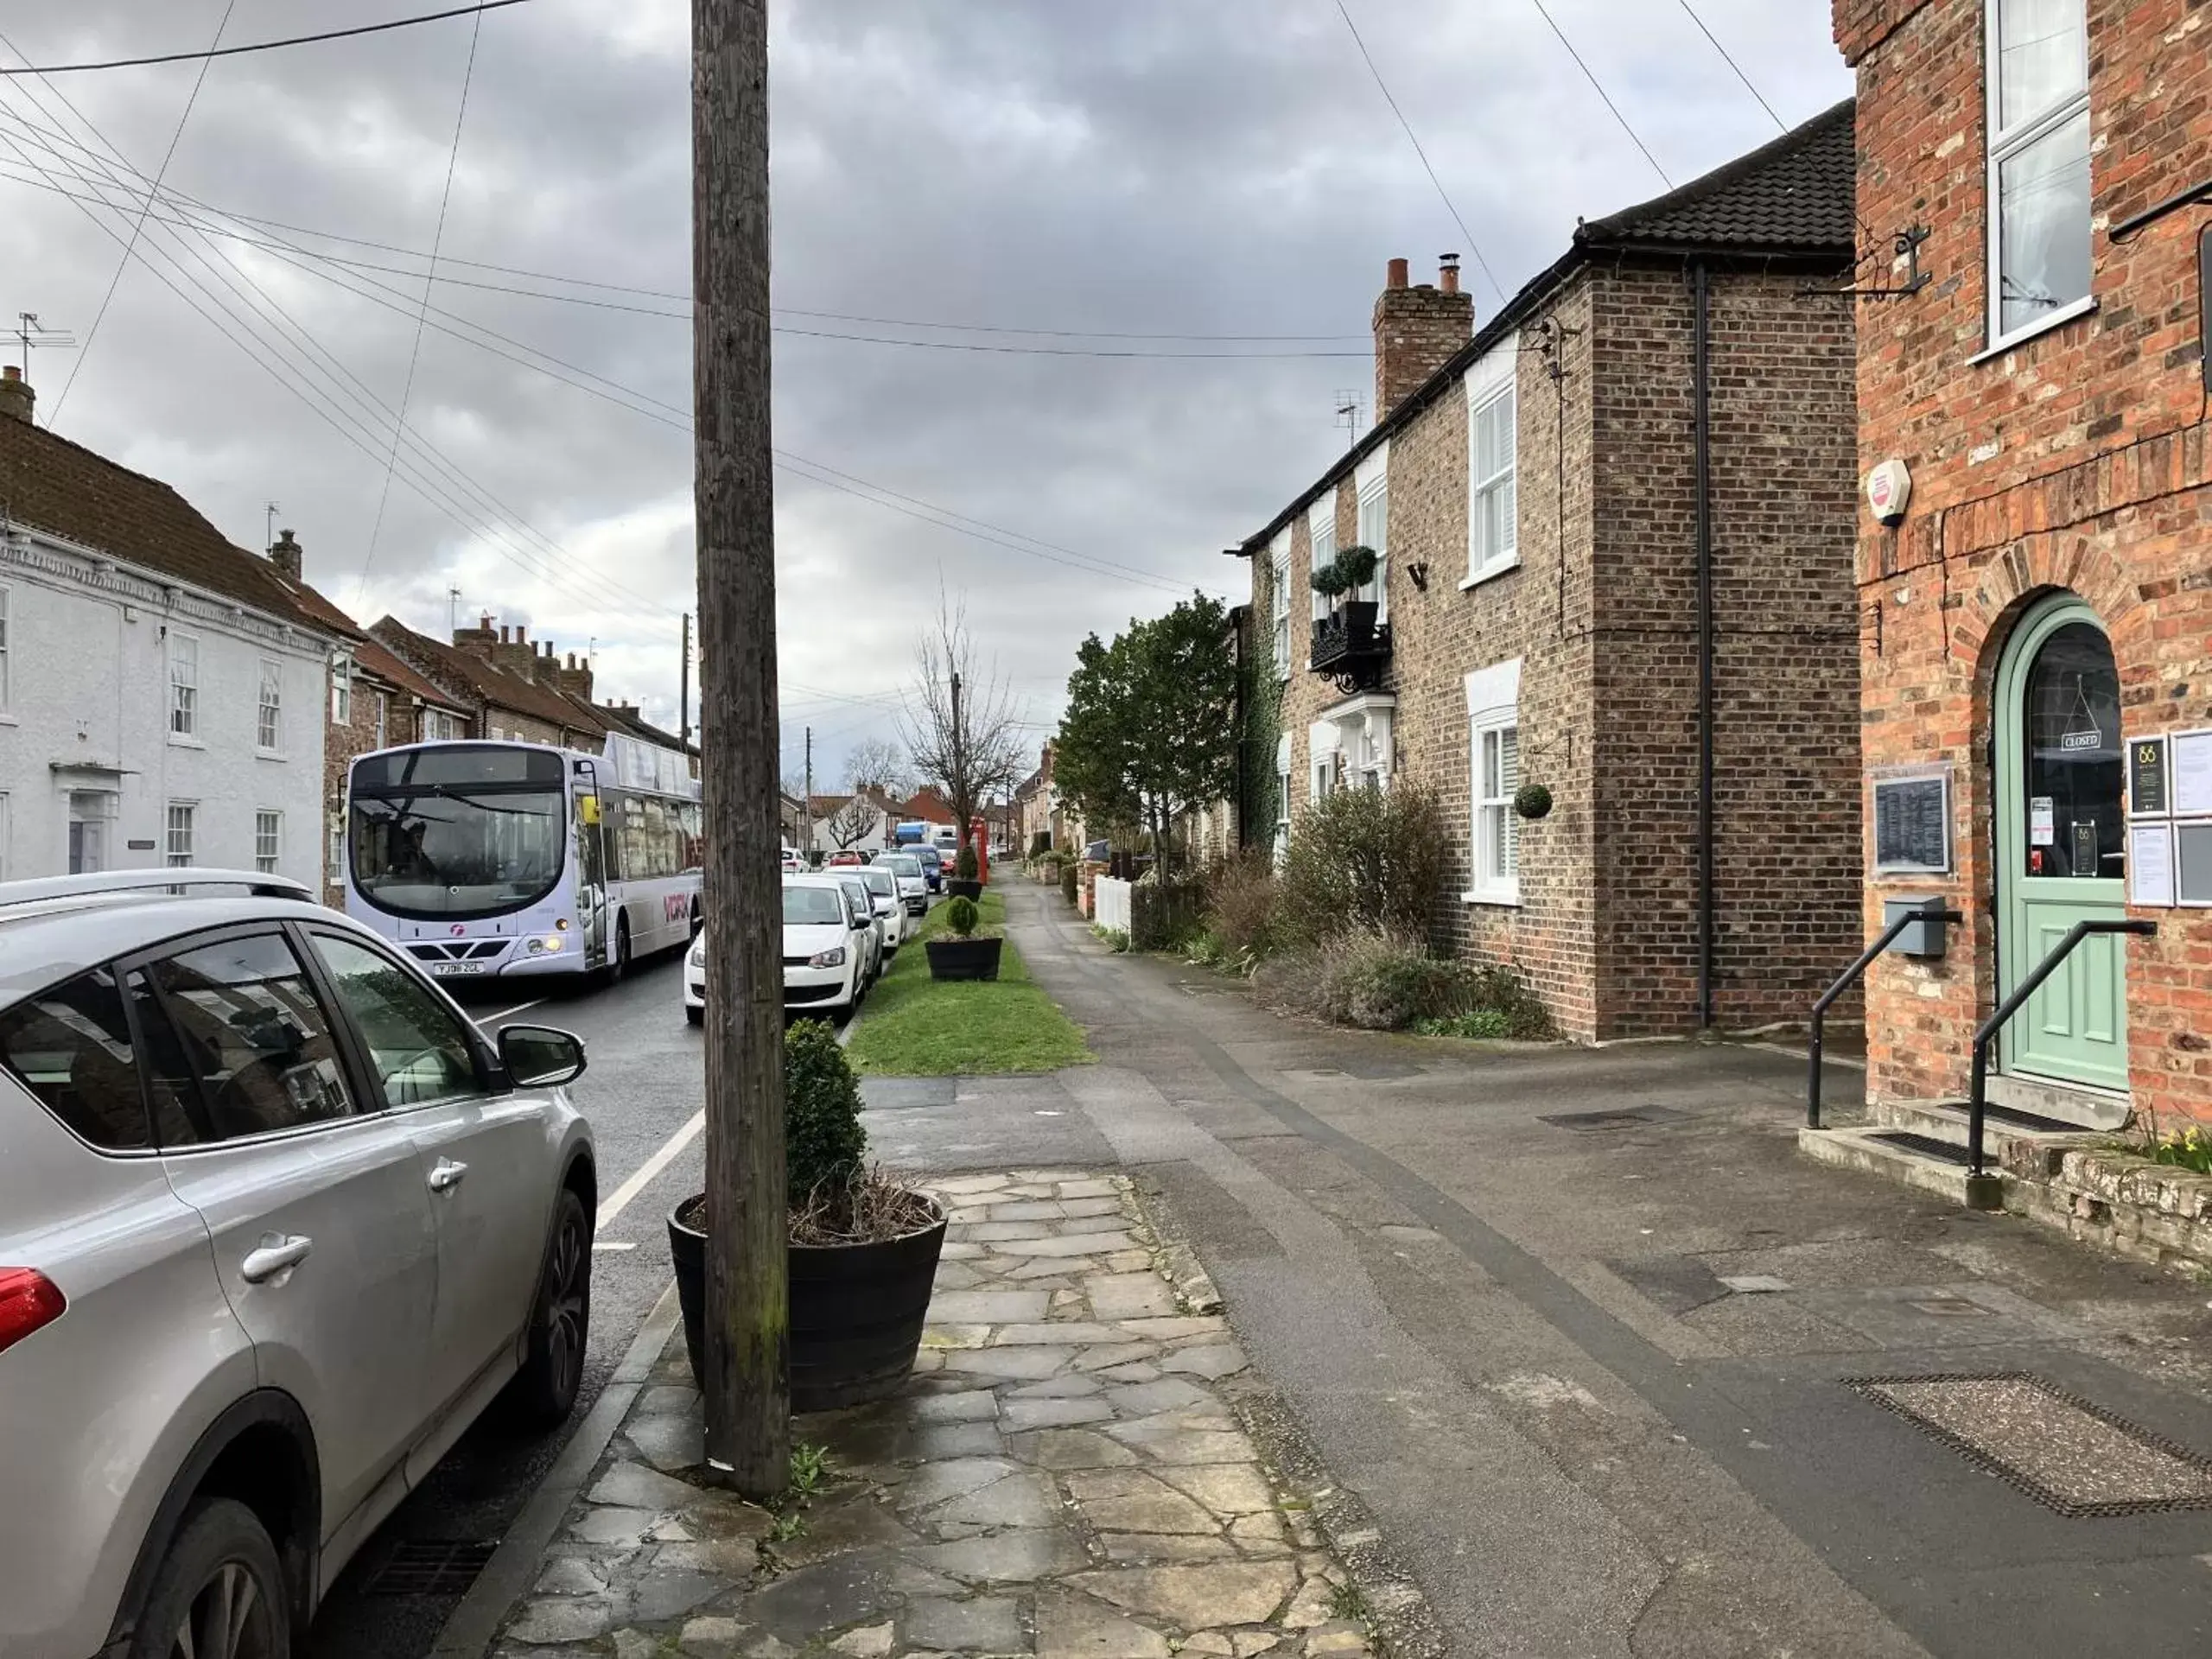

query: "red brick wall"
(1843, 0), (2212, 1116)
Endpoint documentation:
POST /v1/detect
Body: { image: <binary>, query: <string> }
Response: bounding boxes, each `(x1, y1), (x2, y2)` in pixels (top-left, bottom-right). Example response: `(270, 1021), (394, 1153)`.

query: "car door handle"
(428, 1159), (469, 1192)
(240, 1233), (314, 1284)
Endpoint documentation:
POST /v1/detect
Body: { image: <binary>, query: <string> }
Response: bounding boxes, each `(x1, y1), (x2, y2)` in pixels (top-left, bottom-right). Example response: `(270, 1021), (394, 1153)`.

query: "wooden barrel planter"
(925, 936), (1002, 981)
(668, 1196), (948, 1412)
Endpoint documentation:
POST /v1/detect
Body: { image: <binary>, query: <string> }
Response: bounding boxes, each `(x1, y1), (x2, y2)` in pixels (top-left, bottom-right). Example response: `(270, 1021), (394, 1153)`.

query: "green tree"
(1055, 594), (1240, 877)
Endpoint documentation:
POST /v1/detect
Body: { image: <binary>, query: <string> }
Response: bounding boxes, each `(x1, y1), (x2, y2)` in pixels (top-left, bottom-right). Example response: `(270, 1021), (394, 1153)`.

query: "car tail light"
(0, 1268), (65, 1356)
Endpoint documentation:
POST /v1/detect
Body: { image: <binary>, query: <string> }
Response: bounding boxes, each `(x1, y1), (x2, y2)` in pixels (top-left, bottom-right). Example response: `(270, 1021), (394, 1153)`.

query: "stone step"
(1869, 1097), (2098, 1155)
(1797, 1124), (1980, 1205)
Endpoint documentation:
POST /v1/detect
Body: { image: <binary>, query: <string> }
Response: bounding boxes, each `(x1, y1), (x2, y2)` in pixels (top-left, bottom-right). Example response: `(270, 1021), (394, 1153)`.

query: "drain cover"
(1539, 1105), (1689, 1132)
(1871, 1130), (1972, 1166)
(1849, 1372), (2212, 1516)
(366, 1539), (499, 1598)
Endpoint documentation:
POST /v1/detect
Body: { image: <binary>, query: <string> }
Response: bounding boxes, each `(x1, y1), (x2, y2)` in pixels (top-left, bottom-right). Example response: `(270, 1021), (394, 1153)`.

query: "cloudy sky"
(2, 0), (1851, 788)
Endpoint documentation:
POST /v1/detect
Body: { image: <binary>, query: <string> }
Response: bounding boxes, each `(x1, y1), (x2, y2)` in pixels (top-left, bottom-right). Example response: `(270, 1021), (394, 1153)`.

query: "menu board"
(1873, 771), (1951, 874)
(2172, 730), (2212, 817)
(2131, 735), (2171, 816)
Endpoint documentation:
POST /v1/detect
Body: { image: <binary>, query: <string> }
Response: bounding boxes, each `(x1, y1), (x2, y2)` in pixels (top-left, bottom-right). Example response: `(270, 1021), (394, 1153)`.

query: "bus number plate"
(432, 961), (486, 976)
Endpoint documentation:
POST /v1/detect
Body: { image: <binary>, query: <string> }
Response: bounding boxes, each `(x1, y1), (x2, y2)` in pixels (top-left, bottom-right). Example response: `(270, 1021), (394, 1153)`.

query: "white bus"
(344, 734), (702, 982)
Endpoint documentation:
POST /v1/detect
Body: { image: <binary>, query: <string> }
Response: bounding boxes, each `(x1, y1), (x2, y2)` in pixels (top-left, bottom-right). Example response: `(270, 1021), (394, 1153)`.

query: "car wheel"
(684, 1003), (703, 1027)
(129, 1497), (289, 1659)
(506, 1187), (591, 1430)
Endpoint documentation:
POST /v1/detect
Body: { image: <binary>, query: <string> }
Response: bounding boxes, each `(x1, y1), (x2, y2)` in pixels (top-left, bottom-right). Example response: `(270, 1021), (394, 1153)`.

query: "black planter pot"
(668, 1195), (949, 1413)
(925, 936), (1002, 981)
(944, 878), (983, 901)
(1338, 598), (1378, 647)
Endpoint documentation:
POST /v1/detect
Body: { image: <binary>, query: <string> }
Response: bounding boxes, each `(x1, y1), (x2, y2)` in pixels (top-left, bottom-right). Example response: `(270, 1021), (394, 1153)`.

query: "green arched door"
(1993, 594), (2129, 1094)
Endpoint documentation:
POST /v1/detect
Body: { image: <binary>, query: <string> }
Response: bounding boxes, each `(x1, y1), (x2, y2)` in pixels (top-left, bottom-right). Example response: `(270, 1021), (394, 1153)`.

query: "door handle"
(240, 1233), (313, 1284)
(428, 1158), (469, 1192)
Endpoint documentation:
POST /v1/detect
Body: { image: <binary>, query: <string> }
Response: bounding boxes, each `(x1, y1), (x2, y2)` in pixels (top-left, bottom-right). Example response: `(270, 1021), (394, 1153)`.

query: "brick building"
(371, 613), (610, 751)
(258, 531), (473, 902)
(1816, 0), (2212, 1142)
(1238, 105), (1864, 1040)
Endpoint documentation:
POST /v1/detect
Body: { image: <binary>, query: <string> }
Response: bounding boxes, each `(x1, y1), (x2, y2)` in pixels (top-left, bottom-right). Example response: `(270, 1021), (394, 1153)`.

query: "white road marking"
(472, 998), (545, 1029)
(597, 1108), (705, 1230)
(591, 1240), (639, 1252)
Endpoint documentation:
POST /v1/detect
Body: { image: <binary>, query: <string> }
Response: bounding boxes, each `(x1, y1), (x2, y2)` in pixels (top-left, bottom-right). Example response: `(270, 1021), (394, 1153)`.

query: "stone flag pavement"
(474, 1172), (1425, 1658)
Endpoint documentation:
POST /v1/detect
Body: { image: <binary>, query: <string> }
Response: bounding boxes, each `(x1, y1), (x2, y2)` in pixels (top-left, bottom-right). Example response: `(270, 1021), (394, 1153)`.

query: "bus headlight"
(526, 935), (564, 955)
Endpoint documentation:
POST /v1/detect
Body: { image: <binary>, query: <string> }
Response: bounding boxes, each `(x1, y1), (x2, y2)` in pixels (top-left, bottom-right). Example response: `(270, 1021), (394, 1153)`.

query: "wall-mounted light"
(1408, 562), (1430, 592)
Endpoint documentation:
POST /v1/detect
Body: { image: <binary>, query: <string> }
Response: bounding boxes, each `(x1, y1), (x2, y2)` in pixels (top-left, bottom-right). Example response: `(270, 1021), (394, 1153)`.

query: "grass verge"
(845, 889), (1095, 1076)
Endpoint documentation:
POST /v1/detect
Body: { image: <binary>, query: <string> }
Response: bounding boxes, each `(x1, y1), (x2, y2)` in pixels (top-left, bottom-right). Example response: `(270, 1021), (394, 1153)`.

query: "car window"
(0, 968), (153, 1150)
(145, 931), (357, 1142)
(861, 870), (894, 894)
(309, 932), (486, 1108)
(125, 969), (219, 1147)
(784, 886), (846, 925)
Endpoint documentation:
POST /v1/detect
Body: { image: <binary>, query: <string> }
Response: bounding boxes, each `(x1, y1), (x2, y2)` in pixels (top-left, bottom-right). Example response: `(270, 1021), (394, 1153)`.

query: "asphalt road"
(306, 950), (713, 1659)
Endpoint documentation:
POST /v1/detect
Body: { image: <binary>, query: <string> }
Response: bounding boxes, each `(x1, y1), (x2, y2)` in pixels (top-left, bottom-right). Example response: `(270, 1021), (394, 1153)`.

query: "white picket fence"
(1093, 874), (1133, 935)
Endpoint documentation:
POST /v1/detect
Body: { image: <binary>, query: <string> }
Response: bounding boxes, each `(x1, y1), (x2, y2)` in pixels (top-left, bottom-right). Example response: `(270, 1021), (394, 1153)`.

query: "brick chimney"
(550, 649), (594, 702)
(0, 366), (33, 424)
(266, 528), (302, 580)
(452, 612), (499, 656)
(1372, 255), (1473, 423)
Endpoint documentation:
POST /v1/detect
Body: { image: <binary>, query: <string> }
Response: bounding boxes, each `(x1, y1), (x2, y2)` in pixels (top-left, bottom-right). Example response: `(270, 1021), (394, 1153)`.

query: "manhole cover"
(1539, 1105), (1690, 1133)
(366, 1539), (499, 1598)
(1848, 1372), (2212, 1516)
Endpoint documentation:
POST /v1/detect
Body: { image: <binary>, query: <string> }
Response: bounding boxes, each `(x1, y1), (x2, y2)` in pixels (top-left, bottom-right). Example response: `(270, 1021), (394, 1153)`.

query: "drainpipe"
(1693, 261), (1715, 1031)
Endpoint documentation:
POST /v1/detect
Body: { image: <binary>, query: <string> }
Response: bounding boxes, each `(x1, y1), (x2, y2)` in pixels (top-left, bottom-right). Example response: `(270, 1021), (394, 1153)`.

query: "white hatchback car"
(855, 866), (906, 955)
(876, 851), (929, 917)
(0, 870), (595, 1659)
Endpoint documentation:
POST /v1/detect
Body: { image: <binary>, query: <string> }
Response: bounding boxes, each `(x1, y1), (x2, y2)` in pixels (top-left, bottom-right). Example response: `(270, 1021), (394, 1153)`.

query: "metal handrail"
(1967, 918), (2156, 1189)
(1808, 906), (1963, 1128)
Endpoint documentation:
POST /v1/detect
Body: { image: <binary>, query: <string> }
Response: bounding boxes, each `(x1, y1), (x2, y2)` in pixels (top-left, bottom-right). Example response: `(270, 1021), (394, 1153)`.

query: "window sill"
(1459, 556), (1521, 592)
(1461, 888), (1521, 908)
(168, 736), (206, 750)
(256, 748), (287, 762)
(1968, 296), (2097, 365)
(0, 712), (19, 727)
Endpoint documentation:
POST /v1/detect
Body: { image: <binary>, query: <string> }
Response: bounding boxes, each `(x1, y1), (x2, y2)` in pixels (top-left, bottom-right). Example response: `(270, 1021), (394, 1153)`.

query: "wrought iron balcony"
(1309, 602), (1391, 692)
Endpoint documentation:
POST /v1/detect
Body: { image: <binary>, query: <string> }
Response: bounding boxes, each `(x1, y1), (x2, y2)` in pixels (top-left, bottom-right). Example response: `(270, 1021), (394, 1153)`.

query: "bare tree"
(843, 736), (911, 800)
(823, 792), (881, 850)
(899, 599), (1027, 855)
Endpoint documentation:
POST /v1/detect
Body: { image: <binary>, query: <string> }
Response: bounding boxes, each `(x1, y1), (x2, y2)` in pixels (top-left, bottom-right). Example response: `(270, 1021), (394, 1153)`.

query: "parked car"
(878, 851), (928, 916)
(909, 844), (945, 893)
(834, 874), (886, 984)
(825, 849), (865, 868)
(855, 867), (906, 954)
(686, 877), (879, 1025)
(0, 868), (594, 1659)
(779, 846), (804, 872)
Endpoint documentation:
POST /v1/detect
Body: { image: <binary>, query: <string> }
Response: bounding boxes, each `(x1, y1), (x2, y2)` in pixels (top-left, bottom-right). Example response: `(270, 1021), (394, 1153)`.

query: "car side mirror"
(499, 1024), (587, 1088)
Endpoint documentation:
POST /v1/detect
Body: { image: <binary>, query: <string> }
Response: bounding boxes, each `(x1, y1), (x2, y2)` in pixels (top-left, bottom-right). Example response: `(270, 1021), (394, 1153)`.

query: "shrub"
(1131, 878), (1208, 952)
(944, 894), (979, 937)
(1206, 849), (1280, 966)
(954, 842), (979, 881)
(1095, 925), (1131, 952)
(1254, 930), (1554, 1037)
(1029, 830), (1052, 858)
(1275, 784), (1449, 950)
(1467, 964), (1554, 1039)
(1060, 861), (1078, 905)
(1414, 1009), (1511, 1039)
(785, 1019), (866, 1198)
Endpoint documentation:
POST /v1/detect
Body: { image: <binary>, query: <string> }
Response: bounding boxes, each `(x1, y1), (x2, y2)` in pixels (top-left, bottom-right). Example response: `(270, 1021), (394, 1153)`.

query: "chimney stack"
(266, 528), (302, 581)
(0, 365), (33, 424)
(1371, 254), (1474, 424)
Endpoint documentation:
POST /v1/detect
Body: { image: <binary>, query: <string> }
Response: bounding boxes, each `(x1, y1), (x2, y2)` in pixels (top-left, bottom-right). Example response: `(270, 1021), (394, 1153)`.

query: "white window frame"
(165, 801), (196, 868)
(1268, 531), (1291, 681)
(0, 586), (12, 714)
(1463, 658), (1523, 906)
(1307, 497), (1337, 623)
(1273, 732), (1294, 867)
(328, 815), (345, 880)
(373, 690), (390, 749)
(1354, 443), (1389, 623)
(330, 652), (353, 724)
(1462, 335), (1519, 587)
(257, 658), (283, 755)
(255, 809), (282, 874)
(168, 633), (200, 741)
(1982, 0), (2094, 354)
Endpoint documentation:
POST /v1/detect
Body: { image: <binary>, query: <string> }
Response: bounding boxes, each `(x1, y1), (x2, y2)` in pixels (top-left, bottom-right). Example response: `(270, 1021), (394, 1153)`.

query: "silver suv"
(0, 871), (596, 1659)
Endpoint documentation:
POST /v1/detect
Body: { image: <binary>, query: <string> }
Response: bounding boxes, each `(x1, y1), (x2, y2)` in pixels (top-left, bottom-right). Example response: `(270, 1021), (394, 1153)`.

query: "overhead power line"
(358, 1), (486, 605)
(1525, 0), (1673, 188)
(0, 0), (540, 76)
(1331, 0), (1508, 307)
(50, 0), (238, 428)
(1674, 0), (1786, 132)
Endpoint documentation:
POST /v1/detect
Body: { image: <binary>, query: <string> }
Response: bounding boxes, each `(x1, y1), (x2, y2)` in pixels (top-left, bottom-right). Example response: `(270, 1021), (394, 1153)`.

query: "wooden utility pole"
(679, 611), (693, 749)
(692, 0), (787, 1497)
(950, 670), (964, 852)
(802, 726), (813, 852)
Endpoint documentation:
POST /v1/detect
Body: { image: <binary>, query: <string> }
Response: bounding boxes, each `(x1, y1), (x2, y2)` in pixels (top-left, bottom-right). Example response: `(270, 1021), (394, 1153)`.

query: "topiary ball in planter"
(927, 893), (1001, 980)
(953, 842), (979, 881)
(1310, 564), (1351, 599)
(944, 894), (979, 936)
(1514, 782), (1554, 821)
(1331, 543), (1379, 589)
(785, 1018), (865, 1196)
